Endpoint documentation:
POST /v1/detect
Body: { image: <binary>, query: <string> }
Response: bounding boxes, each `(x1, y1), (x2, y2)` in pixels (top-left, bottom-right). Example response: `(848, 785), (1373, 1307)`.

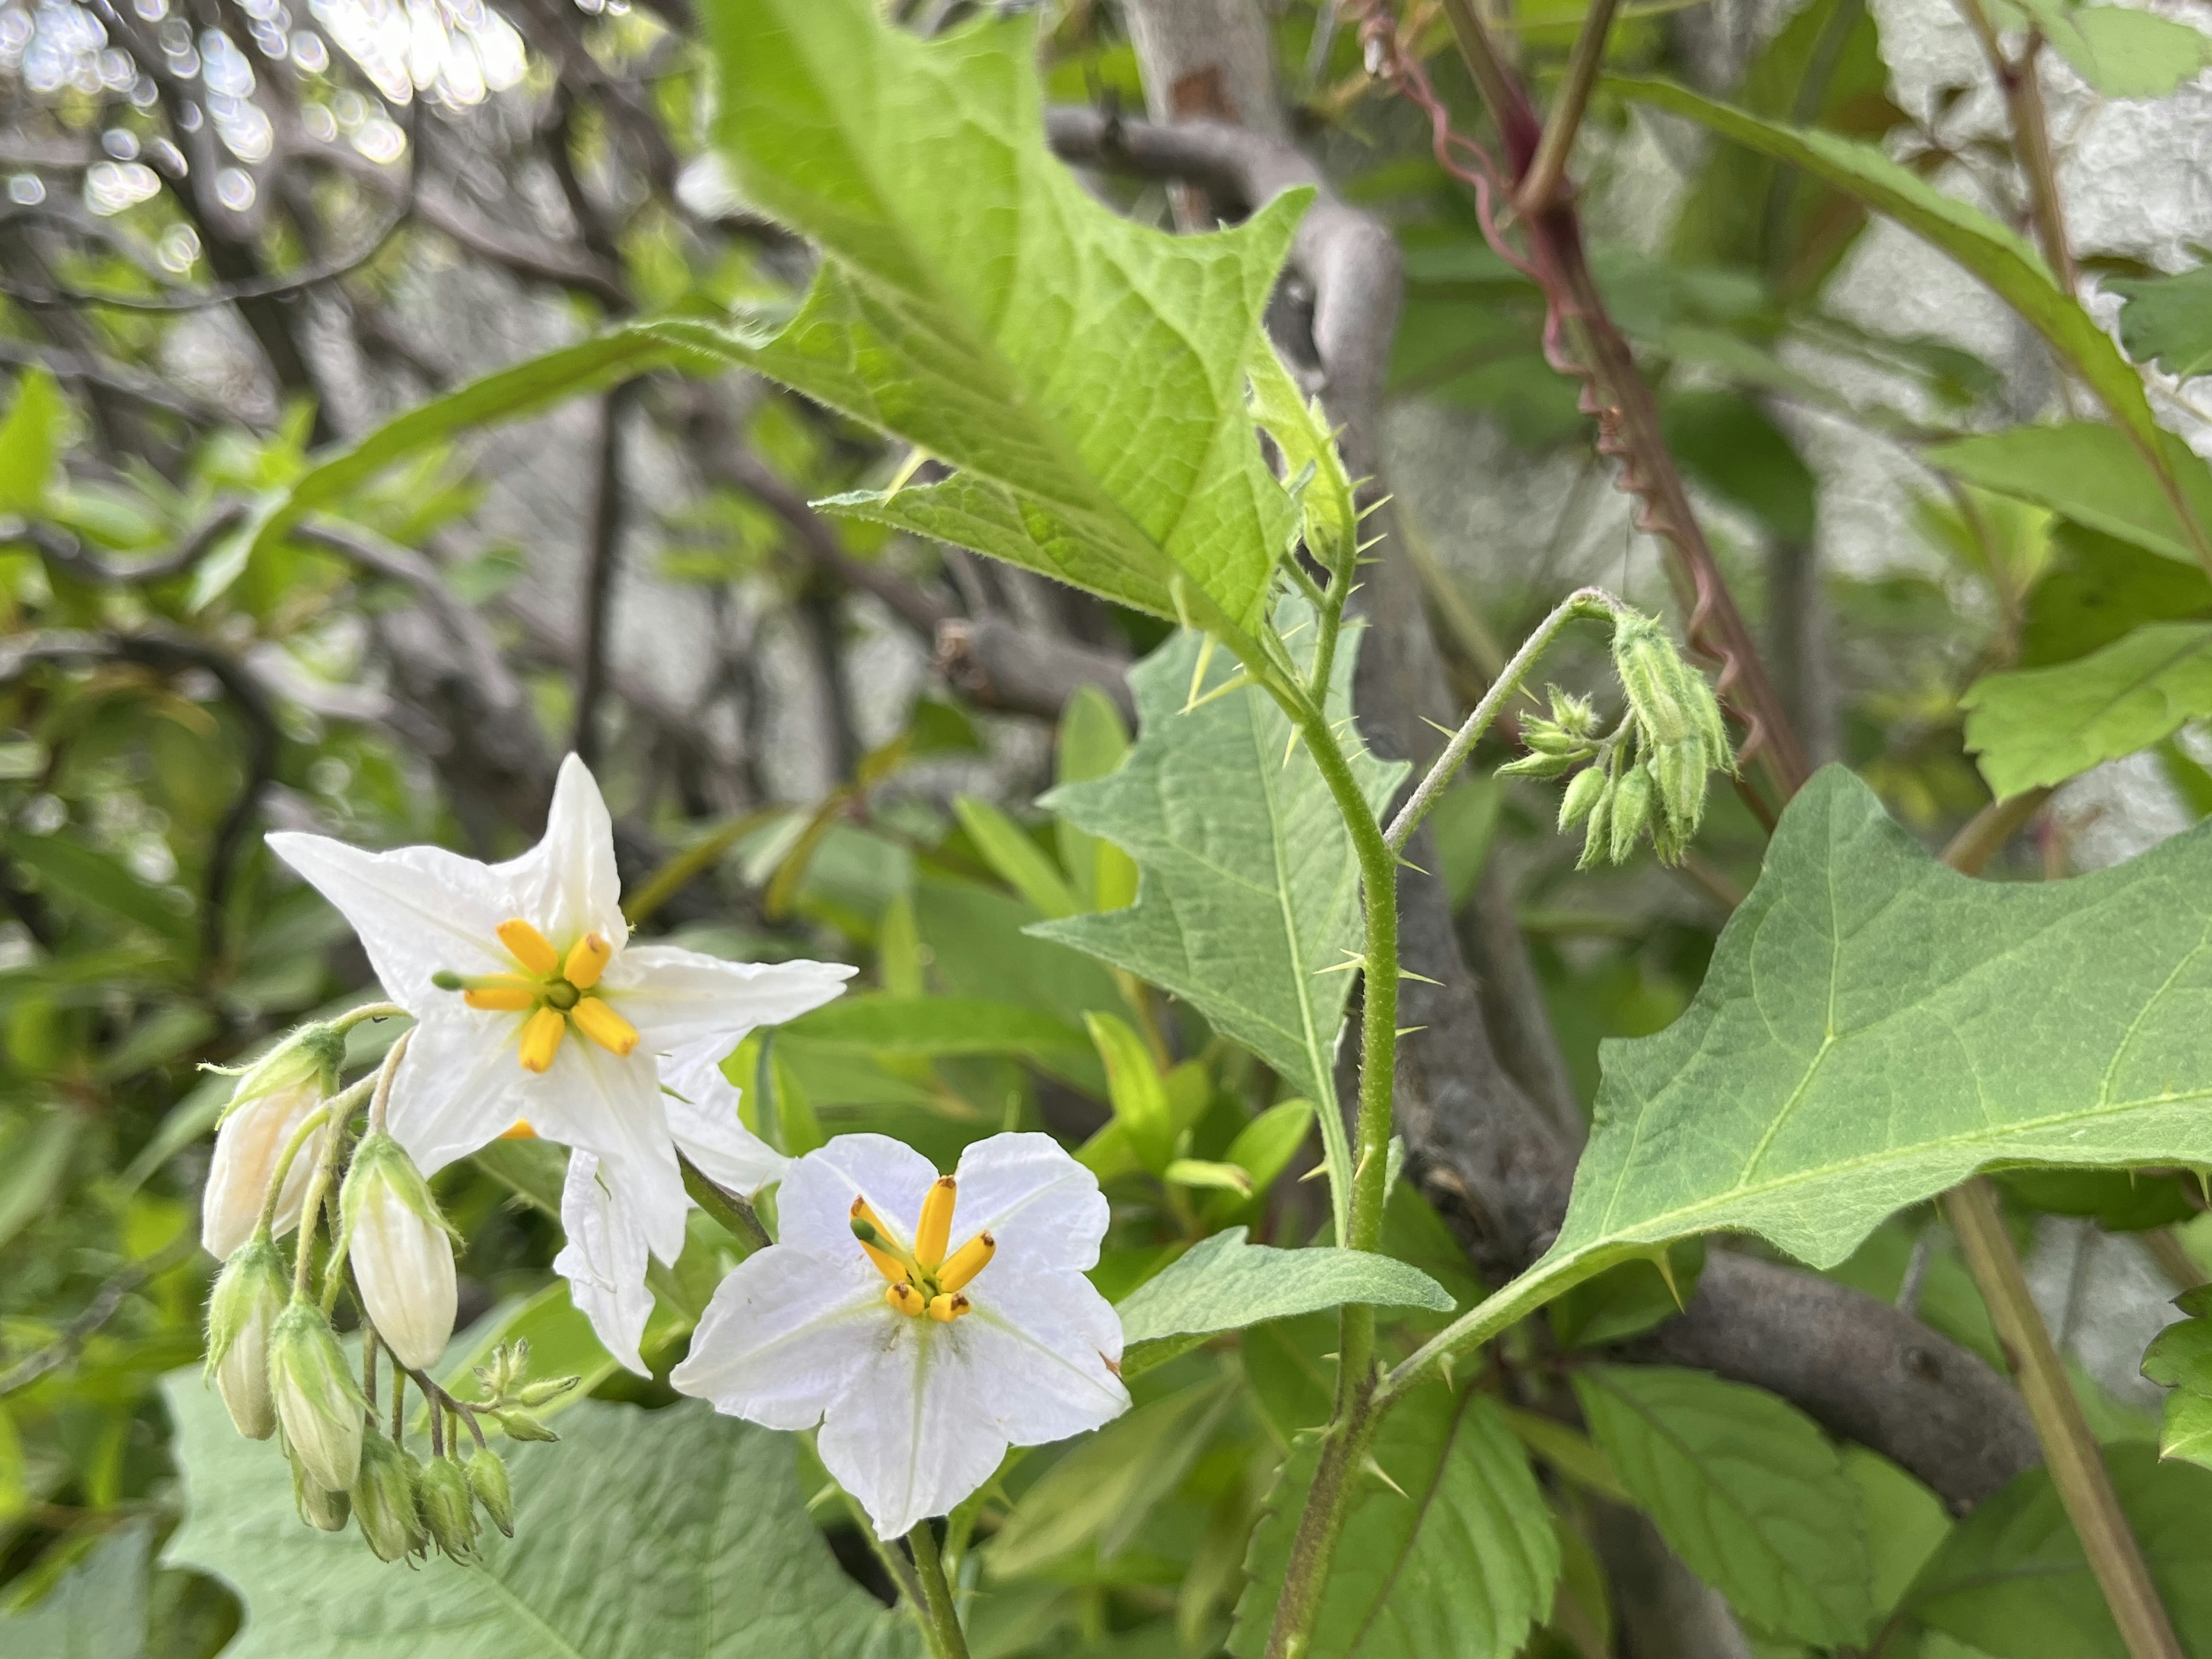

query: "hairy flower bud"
(340, 1134), (459, 1371)
(268, 1300), (366, 1493)
(1612, 611), (1695, 746)
(352, 1430), (426, 1563)
(492, 1408), (559, 1442)
(1609, 763), (1654, 864)
(201, 1077), (331, 1260)
(418, 1456), (480, 1563)
(467, 1447), (515, 1537)
(1577, 777), (1615, 872)
(290, 1446), (352, 1532)
(204, 1235), (288, 1440)
(1557, 765), (1607, 832)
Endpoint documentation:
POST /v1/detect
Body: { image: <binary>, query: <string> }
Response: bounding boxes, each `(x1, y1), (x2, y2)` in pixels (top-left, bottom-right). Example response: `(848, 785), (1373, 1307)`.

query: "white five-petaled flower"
(266, 754), (851, 1342)
(672, 1131), (1130, 1539)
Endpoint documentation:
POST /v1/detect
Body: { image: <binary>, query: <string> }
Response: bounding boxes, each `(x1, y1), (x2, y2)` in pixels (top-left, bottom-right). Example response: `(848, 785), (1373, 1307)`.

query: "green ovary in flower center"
(849, 1177), (995, 1323)
(431, 916), (638, 1073)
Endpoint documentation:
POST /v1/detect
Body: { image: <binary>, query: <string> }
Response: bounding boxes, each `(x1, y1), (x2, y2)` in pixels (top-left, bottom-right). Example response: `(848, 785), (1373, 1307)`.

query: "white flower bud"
(201, 1078), (330, 1260)
(268, 1300), (366, 1493)
(340, 1133), (458, 1372)
(204, 1235), (287, 1440)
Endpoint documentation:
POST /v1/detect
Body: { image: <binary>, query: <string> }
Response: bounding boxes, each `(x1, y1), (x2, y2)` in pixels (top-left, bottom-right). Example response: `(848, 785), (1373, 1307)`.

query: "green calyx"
(209, 1023), (346, 1126)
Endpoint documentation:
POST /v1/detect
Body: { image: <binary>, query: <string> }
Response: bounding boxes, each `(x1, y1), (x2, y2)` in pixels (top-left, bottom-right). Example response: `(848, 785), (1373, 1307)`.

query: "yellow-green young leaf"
(1205, 1098), (1317, 1224)
(2163, 1391), (2212, 1471)
(1962, 622), (2212, 796)
(954, 797), (1080, 920)
(1232, 1387), (1559, 1659)
(1575, 1367), (1873, 1646)
(1927, 422), (2212, 568)
(2111, 266), (2212, 382)
(1501, 766), (2212, 1312)
(1248, 341), (1358, 571)
(785, 993), (1090, 1060)
(1893, 1446), (2212, 1657)
(1086, 1010), (1176, 1173)
(877, 892), (924, 998)
(162, 1385), (918, 1659)
(1033, 607), (1407, 1236)
(1608, 77), (2194, 535)
(1055, 685), (1136, 911)
(1165, 1158), (1254, 1195)
(664, 0), (1302, 632)
(0, 367), (63, 514)
(2005, 0), (2212, 99)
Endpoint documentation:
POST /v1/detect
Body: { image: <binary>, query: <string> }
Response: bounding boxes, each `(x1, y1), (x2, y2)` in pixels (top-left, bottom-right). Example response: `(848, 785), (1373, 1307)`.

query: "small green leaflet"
(1926, 422), (2212, 569)
(1999, 0), (2212, 99)
(161, 1380), (916, 1659)
(1232, 1385), (1559, 1659)
(1034, 611), (1406, 1235)
(1962, 621), (2212, 796)
(2111, 266), (2212, 383)
(662, 0), (1302, 634)
(1575, 1366), (1873, 1646)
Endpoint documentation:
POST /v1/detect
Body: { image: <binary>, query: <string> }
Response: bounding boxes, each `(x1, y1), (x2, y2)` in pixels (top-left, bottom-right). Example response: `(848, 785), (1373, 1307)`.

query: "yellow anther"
(915, 1176), (957, 1269)
(885, 1282), (925, 1317)
(464, 978), (537, 1012)
(926, 1292), (971, 1323)
(570, 995), (639, 1057)
(563, 932), (613, 990)
(851, 1199), (912, 1285)
(497, 918), (560, 978)
(938, 1230), (995, 1294)
(518, 1006), (567, 1073)
(499, 1119), (538, 1140)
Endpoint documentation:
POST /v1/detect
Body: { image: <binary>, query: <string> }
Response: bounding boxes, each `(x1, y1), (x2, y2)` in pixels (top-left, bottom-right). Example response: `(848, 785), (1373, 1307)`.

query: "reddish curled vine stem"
(1342, 0), (1809, 808)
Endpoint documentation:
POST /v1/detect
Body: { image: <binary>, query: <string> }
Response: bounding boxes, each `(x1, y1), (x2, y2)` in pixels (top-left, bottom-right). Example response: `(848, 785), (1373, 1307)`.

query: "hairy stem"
(906, 1522), (971, 1659)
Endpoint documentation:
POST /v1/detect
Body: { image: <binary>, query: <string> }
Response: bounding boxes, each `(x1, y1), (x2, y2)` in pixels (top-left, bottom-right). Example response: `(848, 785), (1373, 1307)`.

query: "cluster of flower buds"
(1500, 611), (1734, 868)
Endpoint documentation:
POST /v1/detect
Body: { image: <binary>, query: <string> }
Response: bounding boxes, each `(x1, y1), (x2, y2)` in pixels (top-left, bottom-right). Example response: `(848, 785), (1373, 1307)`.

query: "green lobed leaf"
(1231, 1385), (1560, 1659)
(1894, 1445), (2212, 1658)
(1927, 422), (2212, 569)
(2019, 521), (2212, 669)
(665, 0), (1303, 632)
(1574, 1366), (1873, 1645)
(161, 1378), (917, 1659)
(1032, 611), (1407, 1234)
(2111, 264), (2212, 382)
(1513, 766), (2212, 1302)
(1115, 1226), (1452, 1375)
(1961, 621), (2212, 796)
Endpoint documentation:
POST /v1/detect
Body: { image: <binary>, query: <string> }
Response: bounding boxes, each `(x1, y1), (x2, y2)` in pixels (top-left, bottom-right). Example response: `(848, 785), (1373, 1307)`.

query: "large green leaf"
(0, 1520), (150, 1659)
(1231, 1385), (1559, 1659)
(1927, 423), (2212, 568)
(1460, 766), (2212, 1336)
(1893, 1446), (2212, 1658)
(1611, 77), (2198, 547)
(161, 1378), (916, 1659)
(2111, 265), (2212, 382)
(1961, 621), (2212, 796)
(1574, 1366), (1872, 1646)
(1032, 619), (1406, 1233)
(660, 0), (1301, 631)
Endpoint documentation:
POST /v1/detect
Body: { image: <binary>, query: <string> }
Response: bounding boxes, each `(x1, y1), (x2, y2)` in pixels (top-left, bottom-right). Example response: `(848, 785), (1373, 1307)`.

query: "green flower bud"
(201, 1077), (331, 1260)
(268, 1300), (366, 1493)
(467, 1448), (515, 1537)
(1497, 749), (1577, 780)
(1610, 762), (1654, 864)
(351, 1430), (427, 1563)
(1577, 778), (1615, 871)
(213, 1022), (346, 1120)
(205, 1234), (288, 1441)
(515, 1374), (579, 1409)
(419, 1456), (480, 1563)
(492, 1408), (559, 1442)
(340, 1133), (459, 1372)
(290, 1446), (352, 1532)
(1558, 765), (1607, 832)
(1653, 737), (1709, 847)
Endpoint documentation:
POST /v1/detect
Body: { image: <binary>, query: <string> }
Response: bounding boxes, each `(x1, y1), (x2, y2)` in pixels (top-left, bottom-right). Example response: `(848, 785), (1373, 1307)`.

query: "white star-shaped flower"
(266, 753), (852, 1279)
(671, 1131), (1130, 1538)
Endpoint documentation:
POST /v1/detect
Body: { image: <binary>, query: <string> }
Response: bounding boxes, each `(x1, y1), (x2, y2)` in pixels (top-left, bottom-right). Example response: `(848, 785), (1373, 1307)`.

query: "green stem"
(258, 1100), (336, 1238)
(293, 1101), (350, 1302)
(1517, 0), (1621, 214)
(677, 1152), (771, 1254)
(906, 1522), (971, 1659)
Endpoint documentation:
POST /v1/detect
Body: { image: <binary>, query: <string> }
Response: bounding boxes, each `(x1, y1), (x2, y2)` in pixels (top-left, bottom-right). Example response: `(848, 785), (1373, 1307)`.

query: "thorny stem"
(906, 1522), (971, 1659)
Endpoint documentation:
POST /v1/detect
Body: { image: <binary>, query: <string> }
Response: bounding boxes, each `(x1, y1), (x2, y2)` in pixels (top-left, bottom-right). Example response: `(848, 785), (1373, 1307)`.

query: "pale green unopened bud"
(493, 1408), (558, 1442)
(1610, 763), (1654, 863)
(1558, 766), (1606, 832)
(419, 1456), (480, 1563)
(1577, 778), (1614, 871)
(291, 1447), (352, 1532)
(467, 1448), (515, 1537)
(516, 1374), (579, 1409)
(1653, 738), (1706, 838)
(268, 1300), (366, 1493)
(351, 1430), (426, 1563)
(1612, 612), (1695, 745)
(341, 1134), (458, 1372)
(1498, 748), (1577, 780)
(201, 1077), (330, 1260)
(205, 1235), (288, 1440)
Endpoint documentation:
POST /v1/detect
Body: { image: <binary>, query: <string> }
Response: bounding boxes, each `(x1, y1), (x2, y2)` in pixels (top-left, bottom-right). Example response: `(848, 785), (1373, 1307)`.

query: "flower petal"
(960, 1266), (1128, 1441)
(525, 1042), (688, 1264)
(554, 1151), (655, 1377)
(382, 1013), (530, 1176)
(669, 1243), (885, 1430)
(266, 831), (518, 1009)
(662, 1053), (789, 1197)
(510, 754), (626, 952)
(777, 1133), (940, 1258)
(815, 1317), (1011, 1540)
(949, 1132), (1111, 1274)
(603, 945), (854, 1068)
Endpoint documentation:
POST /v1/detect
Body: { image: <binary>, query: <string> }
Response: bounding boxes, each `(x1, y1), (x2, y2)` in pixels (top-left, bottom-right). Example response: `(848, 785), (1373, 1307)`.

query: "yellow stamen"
(563, 932), (613, 990)
(926, 1292), (971, 1323)
(518, 1006), (567, 1073)
(497, 918), (560, 977)
(500, 1119), (538, 1140)
(915, 1176), (957, 1269)
(886, 1282), (925, 1317)
(938, 1231), (995, 1294)
(851, 1199), (912, 1285)
(464, 983), (537, 1012)
(570, 995), (639, 1056)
